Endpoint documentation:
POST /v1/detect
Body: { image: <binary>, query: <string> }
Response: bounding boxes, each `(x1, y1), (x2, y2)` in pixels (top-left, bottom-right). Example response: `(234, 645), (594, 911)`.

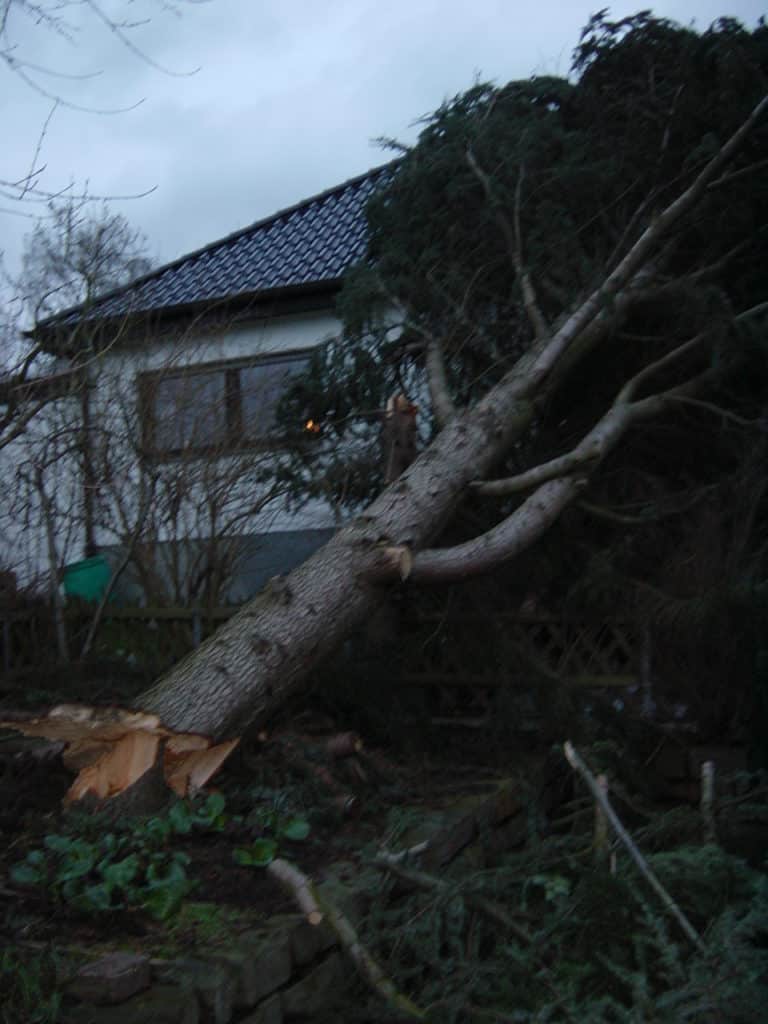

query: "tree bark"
(137, 387), (536, 739)
(134, 94), (767, 743)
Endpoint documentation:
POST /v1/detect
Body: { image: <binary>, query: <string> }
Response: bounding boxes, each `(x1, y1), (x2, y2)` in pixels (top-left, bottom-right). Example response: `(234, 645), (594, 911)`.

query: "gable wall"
(0, 307), (343, 599)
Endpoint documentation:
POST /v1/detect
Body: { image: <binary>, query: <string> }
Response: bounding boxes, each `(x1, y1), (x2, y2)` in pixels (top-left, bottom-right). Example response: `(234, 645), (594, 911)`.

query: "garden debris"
(0, 704), (239, 804)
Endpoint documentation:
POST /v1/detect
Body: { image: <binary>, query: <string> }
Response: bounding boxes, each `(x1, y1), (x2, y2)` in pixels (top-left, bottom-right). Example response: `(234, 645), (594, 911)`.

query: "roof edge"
(36, 158), (399, 332)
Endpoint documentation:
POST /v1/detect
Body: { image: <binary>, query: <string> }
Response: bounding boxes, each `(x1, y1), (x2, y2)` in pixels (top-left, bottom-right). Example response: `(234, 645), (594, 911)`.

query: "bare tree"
(0, 0), (203, 468)
(20, 200), (151, 318)
(1, 0), (202, 219)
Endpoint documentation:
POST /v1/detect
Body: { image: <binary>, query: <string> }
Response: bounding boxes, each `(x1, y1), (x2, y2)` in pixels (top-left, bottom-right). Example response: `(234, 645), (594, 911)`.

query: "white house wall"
(0, 392), (84, 589)
(0, 308), (344, 596)
(95, 308), (343, 539)
(108, 307), (346, 603)
(121, 310), (342, 373)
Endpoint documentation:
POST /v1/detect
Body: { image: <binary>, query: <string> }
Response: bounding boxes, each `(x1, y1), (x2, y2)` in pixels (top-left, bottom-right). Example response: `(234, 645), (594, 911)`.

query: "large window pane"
(240, 356), (309, 440)
(153, 370), (227, 451)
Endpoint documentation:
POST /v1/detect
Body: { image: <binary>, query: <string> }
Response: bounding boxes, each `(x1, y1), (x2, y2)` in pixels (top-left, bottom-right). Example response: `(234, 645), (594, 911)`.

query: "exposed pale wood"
(564, 741), (705, 951)
(0, 703), (239, 804)
(365, 545), (413, 582)
(66, 730), (161, 803)
(266, 858), (323, 926)
(325, 732), (364, 758)
(164, 737), (239, 797)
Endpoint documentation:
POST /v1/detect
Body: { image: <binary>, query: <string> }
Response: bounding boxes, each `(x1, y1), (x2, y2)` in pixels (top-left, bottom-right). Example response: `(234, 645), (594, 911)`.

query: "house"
(4, 163), (395, 603)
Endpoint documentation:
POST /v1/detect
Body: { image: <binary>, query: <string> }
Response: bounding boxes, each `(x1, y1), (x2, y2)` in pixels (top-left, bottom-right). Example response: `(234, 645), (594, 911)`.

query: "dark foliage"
(278, 12), (768, 734)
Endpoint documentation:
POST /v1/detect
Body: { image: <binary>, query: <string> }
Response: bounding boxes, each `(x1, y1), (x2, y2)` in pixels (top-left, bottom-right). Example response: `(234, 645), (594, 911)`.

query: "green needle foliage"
(280, 10), (768, 739)
(0, 948), (61, 1024)
(354, 820), (768, 1022)
(282, 13), (768, 502)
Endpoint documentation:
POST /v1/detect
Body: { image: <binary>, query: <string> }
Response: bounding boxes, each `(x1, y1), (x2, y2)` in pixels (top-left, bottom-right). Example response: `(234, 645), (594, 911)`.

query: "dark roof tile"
(45, 162), (395, 329)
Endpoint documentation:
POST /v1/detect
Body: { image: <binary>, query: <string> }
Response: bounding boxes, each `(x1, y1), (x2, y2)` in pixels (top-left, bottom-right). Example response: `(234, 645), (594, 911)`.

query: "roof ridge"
(38, 158), (398, 330)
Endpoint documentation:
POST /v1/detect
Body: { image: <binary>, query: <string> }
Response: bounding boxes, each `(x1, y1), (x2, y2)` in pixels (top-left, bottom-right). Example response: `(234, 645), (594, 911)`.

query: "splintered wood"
(0, 704), (239, 804)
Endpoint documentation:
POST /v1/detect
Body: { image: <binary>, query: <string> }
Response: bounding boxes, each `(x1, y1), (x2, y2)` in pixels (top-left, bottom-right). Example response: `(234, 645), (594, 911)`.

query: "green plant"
(166, 792), (228, 834)
(11, 829), (193, 920)
(234, 810), (311, 868)
(0, 947), (61, 1024)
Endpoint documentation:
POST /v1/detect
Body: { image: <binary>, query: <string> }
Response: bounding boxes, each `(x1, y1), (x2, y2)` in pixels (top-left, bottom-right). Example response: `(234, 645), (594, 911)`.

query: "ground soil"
(0, 657), (531, 959)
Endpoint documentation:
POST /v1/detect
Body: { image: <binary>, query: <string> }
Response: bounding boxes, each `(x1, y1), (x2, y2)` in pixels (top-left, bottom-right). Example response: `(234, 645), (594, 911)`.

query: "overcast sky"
(1, 0), (765, 288)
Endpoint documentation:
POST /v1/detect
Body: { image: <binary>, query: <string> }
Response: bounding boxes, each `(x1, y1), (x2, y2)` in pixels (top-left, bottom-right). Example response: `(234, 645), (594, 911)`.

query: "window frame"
(139, 349), (312, 459)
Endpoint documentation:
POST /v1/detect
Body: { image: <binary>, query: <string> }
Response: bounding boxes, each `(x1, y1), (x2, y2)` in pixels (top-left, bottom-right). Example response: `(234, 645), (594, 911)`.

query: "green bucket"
(63, 555), (112, 602)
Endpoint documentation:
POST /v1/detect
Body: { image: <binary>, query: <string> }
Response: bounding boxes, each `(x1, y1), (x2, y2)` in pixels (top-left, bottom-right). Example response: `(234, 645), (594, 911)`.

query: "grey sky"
(2, 0), (766, 289)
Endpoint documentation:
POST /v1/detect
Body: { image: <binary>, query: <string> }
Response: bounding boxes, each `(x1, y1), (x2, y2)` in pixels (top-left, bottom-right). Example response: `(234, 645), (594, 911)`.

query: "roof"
(42, 161), (396, 330)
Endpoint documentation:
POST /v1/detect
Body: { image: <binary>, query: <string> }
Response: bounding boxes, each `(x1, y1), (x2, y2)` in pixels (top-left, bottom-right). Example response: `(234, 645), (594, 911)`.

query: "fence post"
(2, 617), (10, 673)
(192, 612), (202, 648)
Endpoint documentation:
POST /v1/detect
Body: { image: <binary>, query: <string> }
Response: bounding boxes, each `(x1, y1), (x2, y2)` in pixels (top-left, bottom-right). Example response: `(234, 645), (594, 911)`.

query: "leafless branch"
(525, 93), (768, 388)
(564, 741), (705, 951)
(737, 300), (768, 322)
(466, 147), (550, 340)
(404, 476), (585, 584)
(83, 0), (201, 78)
(474, 330), (712, 498)
(425, 337), (457, 428)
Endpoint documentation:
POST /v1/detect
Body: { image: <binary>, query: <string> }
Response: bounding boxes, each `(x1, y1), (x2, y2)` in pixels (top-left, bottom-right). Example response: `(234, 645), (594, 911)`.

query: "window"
(142, 352), (311, 456)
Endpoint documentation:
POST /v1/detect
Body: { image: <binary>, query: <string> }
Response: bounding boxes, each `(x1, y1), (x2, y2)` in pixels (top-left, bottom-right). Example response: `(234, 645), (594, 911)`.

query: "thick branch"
(407, 477), (584, 583)
(474, 331), (711, 497)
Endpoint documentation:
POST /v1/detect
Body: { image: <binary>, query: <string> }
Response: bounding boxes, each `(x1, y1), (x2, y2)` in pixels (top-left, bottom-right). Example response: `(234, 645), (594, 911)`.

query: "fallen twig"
(374, 855), (534, 946)
(266, 856), (426, 1019)
(266, 857), (323, 925)
(564, 741), (705, 951)
(316, 885), (428, 1020)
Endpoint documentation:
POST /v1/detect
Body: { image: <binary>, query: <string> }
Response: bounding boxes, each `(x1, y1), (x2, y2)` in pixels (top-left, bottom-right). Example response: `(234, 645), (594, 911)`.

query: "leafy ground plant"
(0, 946), (61, 1024)
(234, 806), (311, 867)
(11, 830), (193, 920)
(10, 793), (231, 921)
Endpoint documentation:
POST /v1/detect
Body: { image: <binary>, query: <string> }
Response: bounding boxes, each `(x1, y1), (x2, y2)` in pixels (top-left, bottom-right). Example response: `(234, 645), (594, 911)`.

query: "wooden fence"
(0, 604), (641, 693)
(0, 605), (239, 676)
(400, 613), (641, 690)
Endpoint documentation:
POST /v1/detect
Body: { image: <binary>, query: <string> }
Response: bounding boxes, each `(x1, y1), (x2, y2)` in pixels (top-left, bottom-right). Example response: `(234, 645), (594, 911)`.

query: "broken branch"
(564, 741), (705, 951)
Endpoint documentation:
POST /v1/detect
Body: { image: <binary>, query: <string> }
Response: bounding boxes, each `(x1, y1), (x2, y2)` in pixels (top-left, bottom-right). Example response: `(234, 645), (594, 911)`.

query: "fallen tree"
(132, 16), (767, 745)
(5, 15), (767, 798)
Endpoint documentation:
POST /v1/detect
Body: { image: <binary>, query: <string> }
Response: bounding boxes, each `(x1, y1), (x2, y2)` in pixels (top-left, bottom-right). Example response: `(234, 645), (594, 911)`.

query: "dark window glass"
(145, 353), (310, 456)
(152, 370), (227, 451)
(240, 357), (309, 440)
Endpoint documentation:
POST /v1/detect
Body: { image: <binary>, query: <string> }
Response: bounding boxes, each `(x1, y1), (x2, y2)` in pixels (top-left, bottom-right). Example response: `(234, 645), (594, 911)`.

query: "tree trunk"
(135, 93), (767, 742)
(137, 388), (535, 739)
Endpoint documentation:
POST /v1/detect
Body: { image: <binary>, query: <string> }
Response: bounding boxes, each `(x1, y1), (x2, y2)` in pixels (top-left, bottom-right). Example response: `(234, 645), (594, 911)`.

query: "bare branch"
(513, 162), (549, 340)
(474, 330), (712, 498)
(406, 476), (585, 584)
(525, 93), (768, 387)
(425, 337), (457, 428)
(617, 330), (708, 403)
(466, 148), (550, 340)
(83, 0), (201, 78)
(564, 741), (705, 951)
(661, 394), (764, 428)
(707, 157), (768, 192)
(737, 300), (768, 322)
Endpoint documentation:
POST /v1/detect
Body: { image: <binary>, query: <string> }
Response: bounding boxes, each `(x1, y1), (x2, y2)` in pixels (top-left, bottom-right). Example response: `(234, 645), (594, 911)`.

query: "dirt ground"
(0, 657), (532, 958)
